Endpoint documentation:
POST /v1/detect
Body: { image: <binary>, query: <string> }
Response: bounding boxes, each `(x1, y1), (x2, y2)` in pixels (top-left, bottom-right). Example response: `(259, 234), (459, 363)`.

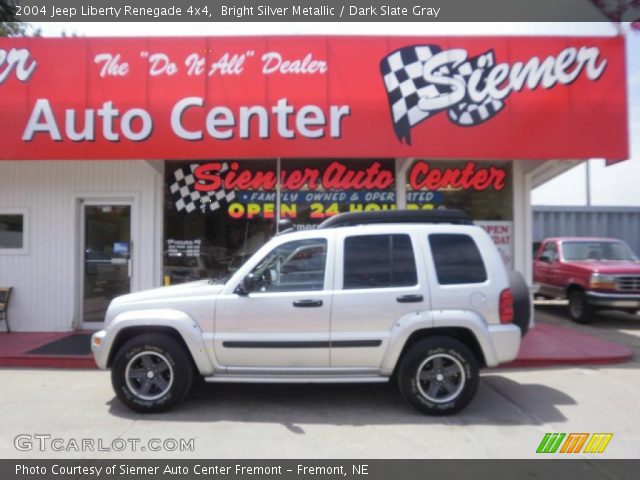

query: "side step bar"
(204, 375), (390, 384)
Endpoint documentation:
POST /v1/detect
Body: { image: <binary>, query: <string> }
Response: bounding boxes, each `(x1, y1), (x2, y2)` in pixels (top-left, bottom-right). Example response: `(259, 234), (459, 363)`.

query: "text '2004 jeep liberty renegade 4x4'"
(92, 210), (531, 415)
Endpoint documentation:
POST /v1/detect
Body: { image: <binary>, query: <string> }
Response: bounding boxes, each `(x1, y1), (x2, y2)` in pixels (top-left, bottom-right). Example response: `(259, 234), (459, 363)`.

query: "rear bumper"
(487, 324), (521, 366)
(586, 291), (640, 309)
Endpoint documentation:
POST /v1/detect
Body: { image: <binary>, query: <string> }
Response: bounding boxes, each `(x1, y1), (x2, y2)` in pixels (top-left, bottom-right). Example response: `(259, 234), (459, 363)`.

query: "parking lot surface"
(1, 308), (638, 459)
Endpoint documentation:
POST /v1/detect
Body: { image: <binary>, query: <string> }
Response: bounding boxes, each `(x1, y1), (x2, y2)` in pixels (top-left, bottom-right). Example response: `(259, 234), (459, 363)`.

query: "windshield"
(561, 241), (638, 261)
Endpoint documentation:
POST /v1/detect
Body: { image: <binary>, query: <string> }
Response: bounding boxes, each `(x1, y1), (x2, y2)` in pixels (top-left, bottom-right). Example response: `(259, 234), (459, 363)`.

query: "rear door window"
(343, 234), (417, 289)
(429, 234), (487, 285)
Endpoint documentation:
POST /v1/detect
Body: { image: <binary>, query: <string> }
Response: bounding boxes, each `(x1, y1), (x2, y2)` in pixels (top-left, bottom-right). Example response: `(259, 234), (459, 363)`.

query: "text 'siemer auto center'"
(0, 35), (628, 332)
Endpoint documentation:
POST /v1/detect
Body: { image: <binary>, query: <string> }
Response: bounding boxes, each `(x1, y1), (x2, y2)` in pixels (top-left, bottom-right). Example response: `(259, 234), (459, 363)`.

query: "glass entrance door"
(82, 204), (132, 326)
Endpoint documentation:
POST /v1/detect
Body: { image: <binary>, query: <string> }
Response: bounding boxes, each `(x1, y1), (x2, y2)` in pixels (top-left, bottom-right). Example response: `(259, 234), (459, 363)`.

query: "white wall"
(0, 160), (163, 331)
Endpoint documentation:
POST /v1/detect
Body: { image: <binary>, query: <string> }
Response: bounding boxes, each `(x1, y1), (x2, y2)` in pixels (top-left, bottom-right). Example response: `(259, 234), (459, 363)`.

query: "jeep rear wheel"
(397, 337), (479, 415)
(568, 289), (594, 324)
(111, 333), (193, 413)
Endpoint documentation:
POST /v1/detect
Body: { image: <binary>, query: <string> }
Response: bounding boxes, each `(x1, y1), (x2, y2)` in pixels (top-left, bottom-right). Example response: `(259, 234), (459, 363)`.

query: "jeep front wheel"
(397, 337), (479, 415)
(111, 333), (193, 413)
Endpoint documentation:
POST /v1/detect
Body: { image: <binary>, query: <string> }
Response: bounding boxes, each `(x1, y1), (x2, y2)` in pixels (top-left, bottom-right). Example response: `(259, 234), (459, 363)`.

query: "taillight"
(500, 288), (514, 324)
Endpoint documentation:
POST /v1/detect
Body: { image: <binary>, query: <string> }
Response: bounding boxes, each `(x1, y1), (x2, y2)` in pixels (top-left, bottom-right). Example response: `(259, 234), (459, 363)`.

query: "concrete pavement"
(1, 308), (638, 460)
(0, 363), (637, 459)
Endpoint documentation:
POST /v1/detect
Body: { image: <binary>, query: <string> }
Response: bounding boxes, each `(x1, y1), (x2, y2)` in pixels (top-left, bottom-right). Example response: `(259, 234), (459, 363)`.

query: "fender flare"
(99, 309), (215, 375)
(380, 309), (501, 374)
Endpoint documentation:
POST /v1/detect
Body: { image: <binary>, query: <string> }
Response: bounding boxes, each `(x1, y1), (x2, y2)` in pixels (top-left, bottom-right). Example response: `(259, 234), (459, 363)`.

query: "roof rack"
(317, 209), (472, 229)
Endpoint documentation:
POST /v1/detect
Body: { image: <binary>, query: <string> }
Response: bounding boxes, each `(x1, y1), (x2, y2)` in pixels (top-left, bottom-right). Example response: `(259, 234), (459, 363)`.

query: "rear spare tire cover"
(508, 270), (532, 337)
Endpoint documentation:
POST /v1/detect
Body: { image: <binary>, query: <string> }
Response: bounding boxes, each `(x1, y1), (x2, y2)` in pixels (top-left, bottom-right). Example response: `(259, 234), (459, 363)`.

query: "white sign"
(477, 221), (513, 269)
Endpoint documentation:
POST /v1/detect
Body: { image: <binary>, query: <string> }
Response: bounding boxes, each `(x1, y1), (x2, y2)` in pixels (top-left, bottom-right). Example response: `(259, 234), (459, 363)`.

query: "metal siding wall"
(533, 207), (640, 255)
(0, 160), (162, 332)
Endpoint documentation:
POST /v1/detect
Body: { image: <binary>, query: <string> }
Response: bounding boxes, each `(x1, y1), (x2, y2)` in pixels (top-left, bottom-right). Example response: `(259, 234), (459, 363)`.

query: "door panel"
(330, 232), (428, 368)
(214, 237), (332, 368)
(82, 204), (131, 326)
(214, 290), (332, 368)
(535, 241), (560, 296)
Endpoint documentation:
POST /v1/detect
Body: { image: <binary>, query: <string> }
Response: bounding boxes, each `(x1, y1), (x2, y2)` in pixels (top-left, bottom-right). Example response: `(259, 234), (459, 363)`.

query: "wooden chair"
(0, 287), (12, 333)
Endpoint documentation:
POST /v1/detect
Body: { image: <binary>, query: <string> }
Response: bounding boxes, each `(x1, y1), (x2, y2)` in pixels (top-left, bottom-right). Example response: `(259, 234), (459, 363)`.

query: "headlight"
(589, 273), (617, 290)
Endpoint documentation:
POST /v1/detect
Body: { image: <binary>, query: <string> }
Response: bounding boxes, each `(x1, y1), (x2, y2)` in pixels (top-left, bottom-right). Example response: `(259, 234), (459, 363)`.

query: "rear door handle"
(396, 294), (424, 303)
(293, 299), (323, 308)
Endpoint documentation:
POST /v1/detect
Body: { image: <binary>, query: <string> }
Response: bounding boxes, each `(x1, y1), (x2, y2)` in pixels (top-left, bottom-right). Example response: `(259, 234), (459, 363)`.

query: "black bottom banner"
(2, 460), (639, 480)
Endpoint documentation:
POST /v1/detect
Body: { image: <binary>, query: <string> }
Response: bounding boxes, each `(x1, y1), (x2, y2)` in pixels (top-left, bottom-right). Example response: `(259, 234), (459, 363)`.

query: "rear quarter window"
(429, 234), (487, 285)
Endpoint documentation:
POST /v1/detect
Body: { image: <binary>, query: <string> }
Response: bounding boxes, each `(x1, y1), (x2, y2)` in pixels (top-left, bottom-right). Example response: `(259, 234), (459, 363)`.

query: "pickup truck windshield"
(561, 241), (638, 261)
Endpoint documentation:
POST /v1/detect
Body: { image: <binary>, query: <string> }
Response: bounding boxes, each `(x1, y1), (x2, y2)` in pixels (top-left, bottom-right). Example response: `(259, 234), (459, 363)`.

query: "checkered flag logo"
(380, 45), (506, 144)
(169, 163), (236, 213)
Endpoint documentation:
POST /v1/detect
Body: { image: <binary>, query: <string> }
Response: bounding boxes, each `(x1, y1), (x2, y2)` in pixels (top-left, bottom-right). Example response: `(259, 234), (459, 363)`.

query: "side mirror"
(235, 273), (256, 296)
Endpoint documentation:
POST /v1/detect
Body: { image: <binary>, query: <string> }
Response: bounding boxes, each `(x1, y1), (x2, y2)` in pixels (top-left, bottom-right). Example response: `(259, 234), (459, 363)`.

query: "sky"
(29, 21), (640, 206)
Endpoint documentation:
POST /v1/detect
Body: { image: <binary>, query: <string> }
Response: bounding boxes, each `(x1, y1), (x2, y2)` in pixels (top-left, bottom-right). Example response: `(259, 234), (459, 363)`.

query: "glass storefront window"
(406, 159), (513, 221)
(163, 158), (513, 283)
(163, 158), (397, 284)
(280, 159), (396, 230)
(405, 159), (514, 267)
(164, 160), (276, 284)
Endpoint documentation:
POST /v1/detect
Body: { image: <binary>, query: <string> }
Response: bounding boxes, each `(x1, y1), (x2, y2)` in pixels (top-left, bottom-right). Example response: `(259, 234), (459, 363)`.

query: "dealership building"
(0, 35), (628, 332)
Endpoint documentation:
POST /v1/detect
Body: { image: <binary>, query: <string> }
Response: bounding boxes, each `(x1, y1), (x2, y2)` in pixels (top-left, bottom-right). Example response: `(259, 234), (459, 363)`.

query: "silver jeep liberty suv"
(92, 210), (531, 415)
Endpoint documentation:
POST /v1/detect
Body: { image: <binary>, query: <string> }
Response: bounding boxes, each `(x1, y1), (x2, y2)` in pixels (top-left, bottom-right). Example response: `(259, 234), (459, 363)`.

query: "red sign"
(193, 160), (395, 192)
(0, 36), (628, 160)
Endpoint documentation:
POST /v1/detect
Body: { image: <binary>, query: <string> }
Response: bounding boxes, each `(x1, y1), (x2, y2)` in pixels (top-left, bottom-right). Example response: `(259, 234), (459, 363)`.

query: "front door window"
(248, 239), (327, 293)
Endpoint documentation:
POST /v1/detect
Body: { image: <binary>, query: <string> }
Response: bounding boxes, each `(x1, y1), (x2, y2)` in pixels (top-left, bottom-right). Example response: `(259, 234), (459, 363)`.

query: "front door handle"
(293, 299), (323, 308)
(396, 294), (424, 303)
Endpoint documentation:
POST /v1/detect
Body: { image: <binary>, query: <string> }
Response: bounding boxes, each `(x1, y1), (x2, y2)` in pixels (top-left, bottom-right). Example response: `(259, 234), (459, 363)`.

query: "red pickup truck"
(533, 237), (640, 323)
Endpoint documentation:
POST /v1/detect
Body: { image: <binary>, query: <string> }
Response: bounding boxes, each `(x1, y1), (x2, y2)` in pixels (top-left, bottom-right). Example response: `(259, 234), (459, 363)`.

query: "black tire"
(568, 289), (594, 324)
(111, 333), (193, 413)
(508, 270), (532, 337)
(397, 336), (479, 415)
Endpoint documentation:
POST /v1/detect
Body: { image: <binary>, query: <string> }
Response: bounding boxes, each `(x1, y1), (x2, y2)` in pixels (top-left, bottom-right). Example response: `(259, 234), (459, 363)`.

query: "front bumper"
(91, 330), (108, 369)
(586, 291), (640, 309)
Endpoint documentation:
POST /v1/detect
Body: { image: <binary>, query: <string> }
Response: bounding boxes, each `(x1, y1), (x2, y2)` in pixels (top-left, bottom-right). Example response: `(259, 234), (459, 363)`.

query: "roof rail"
(317, 209), (472, 229)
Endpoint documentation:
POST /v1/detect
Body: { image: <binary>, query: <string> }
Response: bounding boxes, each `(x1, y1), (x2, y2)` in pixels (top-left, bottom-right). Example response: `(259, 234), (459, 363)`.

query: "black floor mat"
(26, 334), (93, 356)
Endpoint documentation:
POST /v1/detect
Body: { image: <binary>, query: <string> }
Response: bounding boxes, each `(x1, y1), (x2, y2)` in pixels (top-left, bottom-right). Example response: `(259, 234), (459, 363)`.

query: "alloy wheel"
(415, 353), (466, 403)
(125, 351), (174, 401)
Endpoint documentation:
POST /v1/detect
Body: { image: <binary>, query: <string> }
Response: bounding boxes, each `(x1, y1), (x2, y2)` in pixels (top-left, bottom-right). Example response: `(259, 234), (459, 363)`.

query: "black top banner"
(3, 0), (632, 22)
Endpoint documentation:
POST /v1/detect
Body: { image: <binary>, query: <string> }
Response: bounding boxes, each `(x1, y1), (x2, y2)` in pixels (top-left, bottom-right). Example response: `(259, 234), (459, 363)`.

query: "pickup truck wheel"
(111, 333), (193, 413)
(568, 290), (594, 324)
(398, 337), (479, 415)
